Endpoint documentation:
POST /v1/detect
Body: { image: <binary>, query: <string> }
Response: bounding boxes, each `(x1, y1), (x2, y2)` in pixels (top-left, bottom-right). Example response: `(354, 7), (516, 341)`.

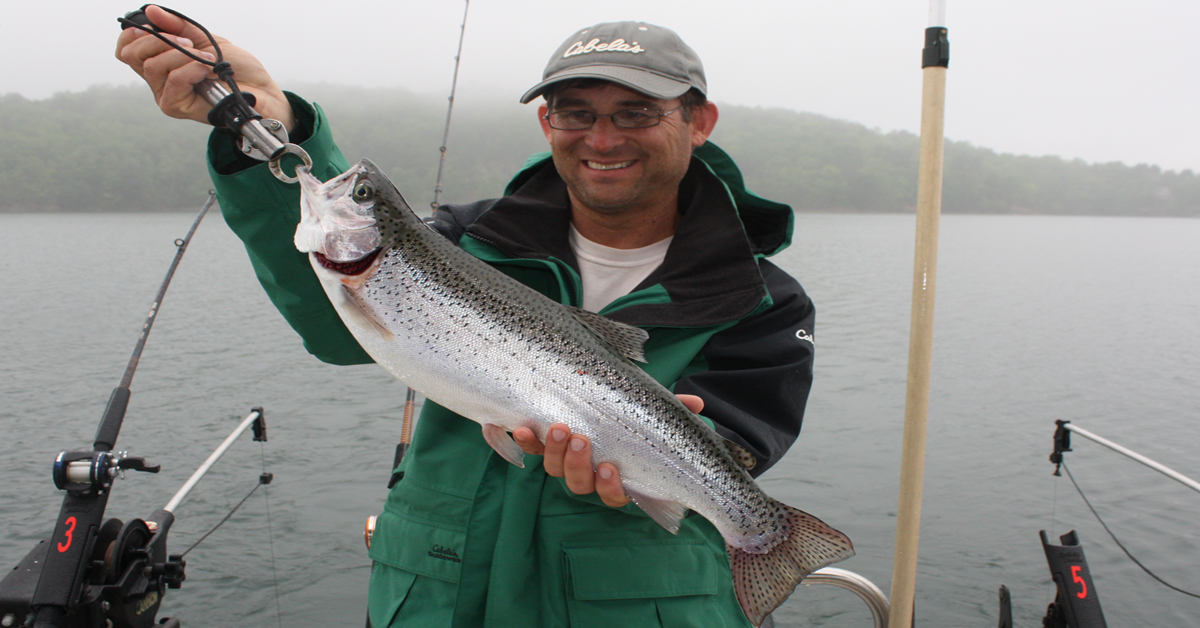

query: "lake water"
(1, 211), (1197, 627)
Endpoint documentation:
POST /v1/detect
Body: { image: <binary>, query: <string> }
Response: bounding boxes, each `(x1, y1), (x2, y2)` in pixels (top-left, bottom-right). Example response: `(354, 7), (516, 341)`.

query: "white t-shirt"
(569, 225), (673, 313)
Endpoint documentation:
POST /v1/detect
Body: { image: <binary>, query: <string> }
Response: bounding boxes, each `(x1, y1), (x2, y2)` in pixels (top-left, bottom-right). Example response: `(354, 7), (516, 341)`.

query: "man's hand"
(511, 394), (704, 508)
(115, 5), (294, 130)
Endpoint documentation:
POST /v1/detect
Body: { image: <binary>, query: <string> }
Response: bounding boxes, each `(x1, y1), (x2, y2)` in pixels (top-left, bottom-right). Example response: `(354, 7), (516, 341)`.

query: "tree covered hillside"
(2, 84), (1196, 217)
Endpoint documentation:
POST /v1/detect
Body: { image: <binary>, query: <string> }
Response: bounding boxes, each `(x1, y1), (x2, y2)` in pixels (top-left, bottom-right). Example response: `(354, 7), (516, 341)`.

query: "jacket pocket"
(562, 539), (741, 628)
(368, 508), (467, 584)
(367, 562), (416, 628)
(366, 508), (467, 628)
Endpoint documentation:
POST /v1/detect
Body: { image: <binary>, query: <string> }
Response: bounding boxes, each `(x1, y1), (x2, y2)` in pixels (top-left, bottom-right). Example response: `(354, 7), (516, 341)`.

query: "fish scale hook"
(119, 4), (312, 183)
(118, 5), (245, 119)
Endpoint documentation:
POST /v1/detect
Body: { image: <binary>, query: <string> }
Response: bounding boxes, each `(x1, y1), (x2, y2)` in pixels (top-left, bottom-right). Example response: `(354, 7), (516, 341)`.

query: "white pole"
(889, 3), (948, 626)
(927, 0), (946, 29)
(164, 409), (263, 513)
(1065, 423), (1200, 494)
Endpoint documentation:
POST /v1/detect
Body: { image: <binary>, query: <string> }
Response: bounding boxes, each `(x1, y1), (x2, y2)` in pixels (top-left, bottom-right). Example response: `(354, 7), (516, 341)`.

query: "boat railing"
(800, 567), (891, 628)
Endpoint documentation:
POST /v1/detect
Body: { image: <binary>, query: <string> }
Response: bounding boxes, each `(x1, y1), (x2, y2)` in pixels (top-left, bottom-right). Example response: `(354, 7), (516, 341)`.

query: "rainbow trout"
(293, 159), (853, 625)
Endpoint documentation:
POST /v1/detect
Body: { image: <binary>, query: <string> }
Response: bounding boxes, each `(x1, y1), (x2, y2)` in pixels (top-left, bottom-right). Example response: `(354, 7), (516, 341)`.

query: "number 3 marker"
(57, 516), (77, 553)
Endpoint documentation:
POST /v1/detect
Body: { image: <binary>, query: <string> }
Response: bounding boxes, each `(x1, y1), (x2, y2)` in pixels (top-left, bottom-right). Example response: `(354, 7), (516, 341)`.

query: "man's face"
(538, 83), (716, 219)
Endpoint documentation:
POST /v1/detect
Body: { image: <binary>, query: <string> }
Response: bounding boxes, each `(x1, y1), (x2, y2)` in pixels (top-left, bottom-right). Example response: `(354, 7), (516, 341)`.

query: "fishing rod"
(430, 0), (471, 210)
(385, 0), (472, 486)
(1, 408), (272, 628)
(0, 193), (268, 628)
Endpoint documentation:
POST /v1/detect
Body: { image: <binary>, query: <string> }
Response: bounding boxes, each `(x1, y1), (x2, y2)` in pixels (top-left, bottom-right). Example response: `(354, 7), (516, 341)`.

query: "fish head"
(295, 161), (383, 262)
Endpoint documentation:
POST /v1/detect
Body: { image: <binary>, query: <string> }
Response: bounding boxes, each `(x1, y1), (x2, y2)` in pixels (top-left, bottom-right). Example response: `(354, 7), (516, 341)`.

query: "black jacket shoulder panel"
(426, 199), (501, 244)
(673, 260), (815, 476)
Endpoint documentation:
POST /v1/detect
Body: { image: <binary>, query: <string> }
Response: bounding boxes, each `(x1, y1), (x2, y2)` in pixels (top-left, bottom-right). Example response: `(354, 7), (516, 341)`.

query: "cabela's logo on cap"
(563, 38), (645, 58)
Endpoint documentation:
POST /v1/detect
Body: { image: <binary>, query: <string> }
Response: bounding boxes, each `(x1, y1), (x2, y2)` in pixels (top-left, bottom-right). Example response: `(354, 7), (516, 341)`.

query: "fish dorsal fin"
(722, 439), (757, 471)
(567, 307), (648, 363)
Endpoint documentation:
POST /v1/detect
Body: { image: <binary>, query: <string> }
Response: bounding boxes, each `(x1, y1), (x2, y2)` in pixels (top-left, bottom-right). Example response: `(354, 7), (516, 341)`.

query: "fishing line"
(1047, 471), (1060, 611)
(1062, 461), (1200, 599)
(178, 436), (277, 559)
(260, 440), (285, 628)
(1051, 469), (1059, 542)
(178, 481), (263, 558)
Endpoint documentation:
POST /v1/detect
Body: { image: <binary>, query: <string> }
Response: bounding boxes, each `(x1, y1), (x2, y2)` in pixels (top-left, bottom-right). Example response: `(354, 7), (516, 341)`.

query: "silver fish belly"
(294, 159), (853, 626)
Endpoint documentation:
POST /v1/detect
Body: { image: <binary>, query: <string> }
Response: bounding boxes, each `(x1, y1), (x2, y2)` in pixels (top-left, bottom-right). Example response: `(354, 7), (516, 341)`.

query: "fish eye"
(352, 181), (376, 201)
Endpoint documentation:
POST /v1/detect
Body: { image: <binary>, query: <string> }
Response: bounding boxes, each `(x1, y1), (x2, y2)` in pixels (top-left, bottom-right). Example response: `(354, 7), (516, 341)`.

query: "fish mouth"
(313, 248), (381, 276)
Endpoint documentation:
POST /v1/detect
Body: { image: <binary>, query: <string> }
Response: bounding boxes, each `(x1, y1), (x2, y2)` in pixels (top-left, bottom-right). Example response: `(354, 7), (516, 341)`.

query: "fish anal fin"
(728, 501), (854, 626)
(625, 486), (687, 534)
(567, 307), (649, 363)
(481, 423), (525, 468)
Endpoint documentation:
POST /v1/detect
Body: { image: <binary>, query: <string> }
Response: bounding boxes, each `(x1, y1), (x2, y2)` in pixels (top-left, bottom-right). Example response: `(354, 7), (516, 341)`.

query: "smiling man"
(118, 15), (817, 628)
(536, 82), (716, 247)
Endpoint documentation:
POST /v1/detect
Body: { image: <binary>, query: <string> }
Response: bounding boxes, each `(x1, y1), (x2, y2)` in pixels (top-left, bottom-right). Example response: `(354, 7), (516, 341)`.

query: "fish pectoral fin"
(338, 285), (394, 340)
(481, 423), (525, 468)
(624, 487), (688, 534)
(566, 307), (649, 363)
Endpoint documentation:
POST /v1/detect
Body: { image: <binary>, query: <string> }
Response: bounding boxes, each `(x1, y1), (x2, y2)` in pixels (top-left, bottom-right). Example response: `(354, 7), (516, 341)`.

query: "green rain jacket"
(208, 94), (816, 628)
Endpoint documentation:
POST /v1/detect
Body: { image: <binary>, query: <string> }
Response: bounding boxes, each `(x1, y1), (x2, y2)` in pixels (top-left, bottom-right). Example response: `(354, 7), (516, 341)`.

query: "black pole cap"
(922, 27), (950, 68)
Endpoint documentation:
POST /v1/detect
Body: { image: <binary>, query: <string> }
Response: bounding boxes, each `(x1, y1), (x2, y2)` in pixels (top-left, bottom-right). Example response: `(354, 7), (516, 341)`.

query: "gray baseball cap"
(519, 21), (707, 104)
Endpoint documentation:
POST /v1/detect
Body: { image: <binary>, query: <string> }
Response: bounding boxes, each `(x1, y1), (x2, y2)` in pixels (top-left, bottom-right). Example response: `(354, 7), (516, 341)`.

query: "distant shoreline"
(3, 84), (1196, 217)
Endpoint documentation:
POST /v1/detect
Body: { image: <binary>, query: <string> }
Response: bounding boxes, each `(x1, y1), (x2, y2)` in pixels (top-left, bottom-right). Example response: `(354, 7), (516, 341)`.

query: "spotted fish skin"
(294, 159), (853, 626)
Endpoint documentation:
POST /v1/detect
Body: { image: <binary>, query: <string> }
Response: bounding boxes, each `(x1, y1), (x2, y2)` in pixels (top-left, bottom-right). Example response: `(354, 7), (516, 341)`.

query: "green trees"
(0, 87), (211, 211)
(1, 84), (1196, 216)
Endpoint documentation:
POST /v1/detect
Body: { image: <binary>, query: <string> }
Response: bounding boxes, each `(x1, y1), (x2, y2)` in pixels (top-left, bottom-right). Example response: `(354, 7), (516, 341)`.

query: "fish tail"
(728, 501), (855, 627)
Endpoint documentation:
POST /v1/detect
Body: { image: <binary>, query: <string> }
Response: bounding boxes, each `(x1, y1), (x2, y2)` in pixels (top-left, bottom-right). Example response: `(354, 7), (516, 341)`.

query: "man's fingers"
(563, 435), (595, 495)
(512, 427), (545, 456)
(521, 424), (629, 509)
(142, 5), (213, 48)
(118, 29), (183, 77)
(143, 47), (213, 88)
(595, 464), (630, 507)
(541, 424), (570, 477)
(147, 56), (218, 121)
(115, 26), (148, 61)
(678, 394), (704, 414)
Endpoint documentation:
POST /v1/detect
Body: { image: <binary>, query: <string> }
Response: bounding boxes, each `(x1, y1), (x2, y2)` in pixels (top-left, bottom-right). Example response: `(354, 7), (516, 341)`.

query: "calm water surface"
(1, 211), (1197, 627)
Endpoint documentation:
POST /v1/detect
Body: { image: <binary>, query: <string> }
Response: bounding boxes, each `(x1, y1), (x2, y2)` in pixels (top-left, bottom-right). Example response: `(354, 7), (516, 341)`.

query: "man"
(118, 11), (816, 627)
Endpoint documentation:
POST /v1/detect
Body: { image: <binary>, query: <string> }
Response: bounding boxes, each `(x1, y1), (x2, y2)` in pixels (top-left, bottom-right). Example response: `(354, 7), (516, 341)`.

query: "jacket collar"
(463, 143), (792, 328)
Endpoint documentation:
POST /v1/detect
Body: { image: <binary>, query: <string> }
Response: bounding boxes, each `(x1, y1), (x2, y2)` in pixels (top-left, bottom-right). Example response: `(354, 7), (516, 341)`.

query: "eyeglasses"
(543, 106), (684, 130)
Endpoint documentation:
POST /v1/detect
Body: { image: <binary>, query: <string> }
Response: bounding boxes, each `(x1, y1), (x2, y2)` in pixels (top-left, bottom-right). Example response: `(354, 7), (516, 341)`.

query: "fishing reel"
(0, 512), (184, 628)
(0, 449), (179, 628)
(6, 449), (171, 627)
(52, 451), (160, 495)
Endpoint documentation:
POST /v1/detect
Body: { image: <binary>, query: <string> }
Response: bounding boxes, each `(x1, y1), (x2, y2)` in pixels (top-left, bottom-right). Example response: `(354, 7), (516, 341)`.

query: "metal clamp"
(269, 144), (314, 184)
(193, 79), (312, 184)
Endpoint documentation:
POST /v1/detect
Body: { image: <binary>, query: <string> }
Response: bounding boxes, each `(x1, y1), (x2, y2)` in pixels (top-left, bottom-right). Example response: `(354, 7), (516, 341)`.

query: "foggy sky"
(11, 0), (1199, 172)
